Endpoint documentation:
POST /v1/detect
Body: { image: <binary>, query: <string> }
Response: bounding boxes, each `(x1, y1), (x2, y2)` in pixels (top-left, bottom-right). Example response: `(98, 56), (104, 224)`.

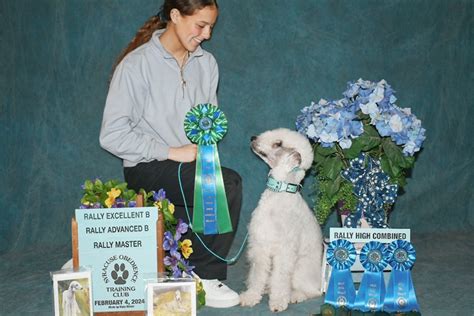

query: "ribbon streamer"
(341, 153), (398, 228)
(184, 104), (232, 235)
(354, 241), (390, 312)
(325, 239), (357, 309)
(384, 240), (420, 313)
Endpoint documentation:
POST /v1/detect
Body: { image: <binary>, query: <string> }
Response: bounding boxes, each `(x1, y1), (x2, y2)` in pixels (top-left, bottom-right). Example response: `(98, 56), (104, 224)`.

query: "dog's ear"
(272, 139), (283, 148)
(291, 151), (302, 166)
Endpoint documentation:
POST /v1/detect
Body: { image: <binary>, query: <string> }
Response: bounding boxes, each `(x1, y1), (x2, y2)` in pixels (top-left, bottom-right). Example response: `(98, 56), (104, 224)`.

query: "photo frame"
(52, 269), (93, 316)
(146, 279), (196, 316)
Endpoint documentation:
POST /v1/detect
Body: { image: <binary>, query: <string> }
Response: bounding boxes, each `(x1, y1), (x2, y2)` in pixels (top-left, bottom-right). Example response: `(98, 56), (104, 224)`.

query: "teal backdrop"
(2, 1), (474, 315)
(1, 0), (473, 255)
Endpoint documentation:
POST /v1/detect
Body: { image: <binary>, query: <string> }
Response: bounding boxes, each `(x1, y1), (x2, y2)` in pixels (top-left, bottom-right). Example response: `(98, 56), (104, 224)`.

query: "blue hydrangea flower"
(296, 98), (363, 148)
(296, 79), (425, 156)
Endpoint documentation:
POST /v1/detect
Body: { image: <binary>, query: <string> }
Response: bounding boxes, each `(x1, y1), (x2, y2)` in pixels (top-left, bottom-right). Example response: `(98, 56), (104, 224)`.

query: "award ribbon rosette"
(184, 103), (232, 235)
(383, 240), (420, 313)
(325, 239), (357, 309)
(341, 153), (398, 228)
(353, 241), (390, 312)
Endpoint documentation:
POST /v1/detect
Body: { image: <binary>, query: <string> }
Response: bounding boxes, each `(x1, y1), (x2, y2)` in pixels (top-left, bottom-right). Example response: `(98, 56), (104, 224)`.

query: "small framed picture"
(52, 270), (93, 316)
(147, 279), (196, 316)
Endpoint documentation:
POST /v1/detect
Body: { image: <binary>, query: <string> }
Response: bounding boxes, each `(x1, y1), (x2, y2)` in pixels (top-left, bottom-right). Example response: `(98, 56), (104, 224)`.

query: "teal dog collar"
(266, 176), (302, 194)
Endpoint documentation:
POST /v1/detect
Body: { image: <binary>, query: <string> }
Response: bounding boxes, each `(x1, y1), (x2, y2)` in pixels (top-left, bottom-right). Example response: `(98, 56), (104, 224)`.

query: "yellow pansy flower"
(154, 201), (162, 210)
(169, 203), (175, 214)
(105, 188), (121, 208)
(180, 239), (193, 259)
(108, 188), (121, 198)
(196, 280), (204, 293)
(105, 197), (114, 208)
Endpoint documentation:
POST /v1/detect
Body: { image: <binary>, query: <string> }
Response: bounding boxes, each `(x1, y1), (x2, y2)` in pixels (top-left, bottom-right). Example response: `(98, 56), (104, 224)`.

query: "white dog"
(240, 128), (323, 312)
(62, 280), (83, 316)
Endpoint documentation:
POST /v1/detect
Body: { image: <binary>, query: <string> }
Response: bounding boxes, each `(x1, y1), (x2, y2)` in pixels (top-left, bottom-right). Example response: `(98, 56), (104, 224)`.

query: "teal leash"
(178, 162), (248, 264)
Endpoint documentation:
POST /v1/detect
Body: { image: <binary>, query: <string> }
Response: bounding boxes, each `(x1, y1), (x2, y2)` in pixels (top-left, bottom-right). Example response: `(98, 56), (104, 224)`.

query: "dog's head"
(69, 281), (83, 292)
(250, 128), (313, 172)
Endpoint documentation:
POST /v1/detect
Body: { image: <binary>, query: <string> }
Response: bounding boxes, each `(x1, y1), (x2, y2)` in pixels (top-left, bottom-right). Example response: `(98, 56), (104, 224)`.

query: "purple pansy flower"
(153, 189), (167, 202)
(164, 254), (183, 278)
(174, 218), (189, 240)
(163, 231), (179, 257)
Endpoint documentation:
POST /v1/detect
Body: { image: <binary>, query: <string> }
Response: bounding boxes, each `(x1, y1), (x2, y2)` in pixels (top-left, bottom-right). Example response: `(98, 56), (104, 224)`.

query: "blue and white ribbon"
(354, 241), (390, 312)
(325, 239), (357, 309)
(341, 153), (398, 228)
(384, 240), (420, 313)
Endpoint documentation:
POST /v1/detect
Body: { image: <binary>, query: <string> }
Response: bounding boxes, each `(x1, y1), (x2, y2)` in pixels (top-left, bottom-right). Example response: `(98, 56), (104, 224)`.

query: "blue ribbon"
(341, 153), (398, 228)
(200, 145), (218, 234)
(384, 240), (420, 313)
(325, 239), (357, 309)
(354, 241), (390, 312)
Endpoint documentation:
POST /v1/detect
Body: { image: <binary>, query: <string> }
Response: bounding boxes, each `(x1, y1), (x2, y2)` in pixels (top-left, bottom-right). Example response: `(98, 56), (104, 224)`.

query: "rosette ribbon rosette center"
(383, 240), (420, 313)
(325, 239), (357, 309)
(184, 104), (232, 235)
(353, 241), (390, 312)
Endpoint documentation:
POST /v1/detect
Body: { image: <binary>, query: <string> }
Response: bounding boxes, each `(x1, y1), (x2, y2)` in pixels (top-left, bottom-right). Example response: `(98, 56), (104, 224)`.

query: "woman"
(100, 0), (241, 308)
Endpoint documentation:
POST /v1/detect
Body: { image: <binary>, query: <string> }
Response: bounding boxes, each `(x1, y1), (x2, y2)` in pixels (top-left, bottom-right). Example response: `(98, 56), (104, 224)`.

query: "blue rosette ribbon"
(184, 104), (232, 235)
(383, 240), (420, 313)
(341, 153), (398, 228)
(325, 239), (357, 309)
(353, 241), (390, 312)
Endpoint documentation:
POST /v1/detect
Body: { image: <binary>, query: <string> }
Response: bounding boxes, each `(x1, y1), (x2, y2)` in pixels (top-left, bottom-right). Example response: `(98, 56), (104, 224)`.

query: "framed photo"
(147, 279), (196, 316)
(52, 270), (93, 316)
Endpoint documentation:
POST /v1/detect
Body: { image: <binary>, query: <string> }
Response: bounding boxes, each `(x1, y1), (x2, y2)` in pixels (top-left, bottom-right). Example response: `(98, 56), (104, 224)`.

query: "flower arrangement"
(80, 179), (139, 208)
(79, 179), (205, 306)
(296, 79), (426, 227)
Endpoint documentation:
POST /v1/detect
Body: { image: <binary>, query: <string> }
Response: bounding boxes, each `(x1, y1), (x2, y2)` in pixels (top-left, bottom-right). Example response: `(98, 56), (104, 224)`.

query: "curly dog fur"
(240, 128), (324, 312)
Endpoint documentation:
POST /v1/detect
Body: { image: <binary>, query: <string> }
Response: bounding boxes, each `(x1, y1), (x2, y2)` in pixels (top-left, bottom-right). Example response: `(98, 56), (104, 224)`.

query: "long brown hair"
(112, 0), (218, 72)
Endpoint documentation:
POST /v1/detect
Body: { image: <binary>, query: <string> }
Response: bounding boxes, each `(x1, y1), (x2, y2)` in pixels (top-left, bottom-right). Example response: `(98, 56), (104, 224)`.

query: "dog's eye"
(272, 140), (282, 148)
(259, 151), (267, 158)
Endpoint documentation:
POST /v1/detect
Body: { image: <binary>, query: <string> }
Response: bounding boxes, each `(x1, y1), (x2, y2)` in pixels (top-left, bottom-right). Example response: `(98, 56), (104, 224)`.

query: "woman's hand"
(168, 144), (198, 162)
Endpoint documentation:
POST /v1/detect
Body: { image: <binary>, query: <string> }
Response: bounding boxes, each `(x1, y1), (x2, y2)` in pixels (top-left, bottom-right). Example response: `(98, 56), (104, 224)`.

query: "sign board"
(76, 207), (158, 313)
(329, 228), (411, 243)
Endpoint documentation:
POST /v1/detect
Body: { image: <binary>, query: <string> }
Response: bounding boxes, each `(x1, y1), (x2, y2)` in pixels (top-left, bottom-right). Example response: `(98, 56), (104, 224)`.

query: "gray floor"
(1, 231), (473, 315)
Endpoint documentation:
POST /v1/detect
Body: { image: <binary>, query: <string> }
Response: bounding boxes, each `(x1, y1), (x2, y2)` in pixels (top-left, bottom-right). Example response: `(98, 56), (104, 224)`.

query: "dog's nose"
(250, 136), (257, 141)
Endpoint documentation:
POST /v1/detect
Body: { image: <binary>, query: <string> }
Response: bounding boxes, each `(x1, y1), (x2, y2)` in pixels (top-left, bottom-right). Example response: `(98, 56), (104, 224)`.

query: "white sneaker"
(200, 278), (240, 308)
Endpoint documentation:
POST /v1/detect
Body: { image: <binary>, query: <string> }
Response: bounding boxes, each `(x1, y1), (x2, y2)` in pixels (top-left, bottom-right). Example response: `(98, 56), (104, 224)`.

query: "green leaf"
(358, 125), (382, 151)
(320, 156), (344, 180)
(84, 180), (93, 191)
(115, 182), (127, 192)
(197, 288), (206, 308)
(382, 138), (406, 171)
(401, 155), (415, 169)
(380, 156), (392, 177)
(315, 144), (337, 157)
(342, 138), (365, 159)
(320, 175), (342, 198)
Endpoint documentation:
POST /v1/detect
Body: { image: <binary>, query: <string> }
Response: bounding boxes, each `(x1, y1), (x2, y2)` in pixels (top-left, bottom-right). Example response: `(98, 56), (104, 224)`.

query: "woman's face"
(172, 5), (218, 52)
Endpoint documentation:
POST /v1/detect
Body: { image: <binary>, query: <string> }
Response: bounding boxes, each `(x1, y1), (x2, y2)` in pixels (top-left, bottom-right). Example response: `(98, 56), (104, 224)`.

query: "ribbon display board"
(184, 104), (232, 235)
(322, 228), (420, 315)
(76, 207), (158, 313)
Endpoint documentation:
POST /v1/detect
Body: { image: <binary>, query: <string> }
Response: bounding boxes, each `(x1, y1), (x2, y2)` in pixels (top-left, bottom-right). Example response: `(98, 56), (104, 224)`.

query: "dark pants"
(124, 160), (242, 280)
